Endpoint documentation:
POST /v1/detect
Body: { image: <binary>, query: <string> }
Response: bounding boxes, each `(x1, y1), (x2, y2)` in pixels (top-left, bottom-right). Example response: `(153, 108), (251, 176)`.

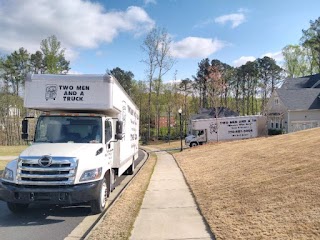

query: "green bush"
(268, 129), (283, 135)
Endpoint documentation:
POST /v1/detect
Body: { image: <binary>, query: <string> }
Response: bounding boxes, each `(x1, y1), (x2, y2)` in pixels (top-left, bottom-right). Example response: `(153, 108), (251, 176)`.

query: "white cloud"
(262, 51), (284, 62)
(193, 19), (215, 29)
(144, 0), (157, 5)
(233, 51), (284, 67)
(64, 49), (79, 62)
(170, 37), (226, 59)
(195, 8), (247, 29)
(215, 12), (246, 28)
(0, 0), (155, 58)
(67, 70), (83, 75)
(237, 8), (249, 13)
(233, 56), (256, 67)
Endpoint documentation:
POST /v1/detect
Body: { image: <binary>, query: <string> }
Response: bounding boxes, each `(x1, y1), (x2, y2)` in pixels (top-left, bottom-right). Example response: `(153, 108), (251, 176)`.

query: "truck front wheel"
(7, 202), (29, 213)
(90, 171), (110, 214)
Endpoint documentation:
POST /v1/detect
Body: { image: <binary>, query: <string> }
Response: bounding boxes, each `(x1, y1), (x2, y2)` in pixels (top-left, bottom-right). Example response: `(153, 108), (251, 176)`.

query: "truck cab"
(1, 113), (125, 214)
(185, 129), (207, 147)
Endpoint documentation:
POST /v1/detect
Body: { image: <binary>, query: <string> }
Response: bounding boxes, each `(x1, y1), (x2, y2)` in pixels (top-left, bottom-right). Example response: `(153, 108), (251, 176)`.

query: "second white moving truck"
(185, 115), (267, 147)
(0, 74), (139, 214)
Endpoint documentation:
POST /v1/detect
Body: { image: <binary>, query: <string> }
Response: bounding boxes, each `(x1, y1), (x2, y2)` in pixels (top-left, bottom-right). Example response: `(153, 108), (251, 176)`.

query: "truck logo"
(45, 84), (57, 101)
(38, 155), (52, 167)
(209, 122), (217, 134)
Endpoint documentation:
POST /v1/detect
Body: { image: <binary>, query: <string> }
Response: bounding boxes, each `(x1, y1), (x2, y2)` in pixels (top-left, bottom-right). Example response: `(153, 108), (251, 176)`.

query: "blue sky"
(0, 0), (319, 82)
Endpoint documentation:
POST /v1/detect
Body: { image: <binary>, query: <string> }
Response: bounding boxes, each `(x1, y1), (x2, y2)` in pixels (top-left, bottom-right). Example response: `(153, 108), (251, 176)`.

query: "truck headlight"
(80, 167), (102, 182)
(2, 168), (14, 181)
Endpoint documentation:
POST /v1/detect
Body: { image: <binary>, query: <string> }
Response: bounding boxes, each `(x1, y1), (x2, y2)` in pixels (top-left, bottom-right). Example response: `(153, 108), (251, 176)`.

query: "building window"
(274, 98), (279, 105)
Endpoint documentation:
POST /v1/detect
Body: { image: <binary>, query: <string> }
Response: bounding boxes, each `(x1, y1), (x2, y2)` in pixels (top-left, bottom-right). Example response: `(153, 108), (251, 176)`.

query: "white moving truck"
(0, 74), (139, 214)
(185, 115), (267, 147)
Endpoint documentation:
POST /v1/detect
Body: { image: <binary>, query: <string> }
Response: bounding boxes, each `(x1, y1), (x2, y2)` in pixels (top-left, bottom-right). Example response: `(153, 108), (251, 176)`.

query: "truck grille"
(17, 156), (78, 185)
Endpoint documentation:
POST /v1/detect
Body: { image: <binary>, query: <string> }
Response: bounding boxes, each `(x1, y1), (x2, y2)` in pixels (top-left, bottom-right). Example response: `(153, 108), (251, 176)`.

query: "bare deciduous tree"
(141, 27), (176, 142)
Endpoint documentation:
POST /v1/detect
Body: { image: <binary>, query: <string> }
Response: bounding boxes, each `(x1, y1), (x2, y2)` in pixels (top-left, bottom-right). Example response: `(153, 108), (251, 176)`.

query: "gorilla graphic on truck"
(45, 85), (57, 101)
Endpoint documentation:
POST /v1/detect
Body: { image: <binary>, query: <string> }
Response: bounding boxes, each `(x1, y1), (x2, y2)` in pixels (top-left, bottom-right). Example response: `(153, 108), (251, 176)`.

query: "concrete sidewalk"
(130, 150), (214, 240)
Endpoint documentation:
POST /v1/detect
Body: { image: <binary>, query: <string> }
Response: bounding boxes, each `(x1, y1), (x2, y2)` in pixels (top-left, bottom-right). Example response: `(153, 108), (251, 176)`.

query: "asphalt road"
(0, 149), (146, 240)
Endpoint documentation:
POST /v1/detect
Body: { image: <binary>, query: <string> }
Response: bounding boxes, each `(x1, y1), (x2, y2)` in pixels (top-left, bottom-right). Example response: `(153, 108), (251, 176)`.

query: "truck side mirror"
(21, 119), (29, 140)
(115, 121), (123, 140)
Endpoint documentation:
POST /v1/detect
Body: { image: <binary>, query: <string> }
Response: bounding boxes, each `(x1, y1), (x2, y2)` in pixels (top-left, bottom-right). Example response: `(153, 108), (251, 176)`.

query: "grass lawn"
(174, 128), (320, 239)
(142, 140), (182, 151)
(0, 160), (10, 175)
(0, 145), (28, 156)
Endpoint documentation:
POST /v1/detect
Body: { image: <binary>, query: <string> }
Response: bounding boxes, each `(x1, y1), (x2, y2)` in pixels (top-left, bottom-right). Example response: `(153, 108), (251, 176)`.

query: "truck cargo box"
(24, 74), (126, 114)
(188, 115), (267, 142)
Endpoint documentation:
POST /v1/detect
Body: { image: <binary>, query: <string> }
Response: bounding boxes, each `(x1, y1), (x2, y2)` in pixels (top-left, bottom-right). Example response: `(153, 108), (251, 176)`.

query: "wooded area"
(1, 17), (319, 145)
(0, 36), (69, 145)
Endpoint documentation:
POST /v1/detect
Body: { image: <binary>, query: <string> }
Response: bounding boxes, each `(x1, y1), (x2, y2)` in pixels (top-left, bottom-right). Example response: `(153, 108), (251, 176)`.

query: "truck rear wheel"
(90, 171), (110, 214)
(125, 158), (135, 175)
(7, 202), (29, 213)
(190, 142), (198, 147)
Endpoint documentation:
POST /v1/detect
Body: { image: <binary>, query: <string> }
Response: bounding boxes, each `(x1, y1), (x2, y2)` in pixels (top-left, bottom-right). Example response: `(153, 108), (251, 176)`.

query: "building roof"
(190, 107), (239, 120)
(276, 88), (320, 110)
(281, 73), (320, 90)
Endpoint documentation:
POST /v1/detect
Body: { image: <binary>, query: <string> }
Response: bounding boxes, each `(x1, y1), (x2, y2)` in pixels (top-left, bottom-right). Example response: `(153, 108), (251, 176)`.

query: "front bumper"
(0, 180), (100, 205)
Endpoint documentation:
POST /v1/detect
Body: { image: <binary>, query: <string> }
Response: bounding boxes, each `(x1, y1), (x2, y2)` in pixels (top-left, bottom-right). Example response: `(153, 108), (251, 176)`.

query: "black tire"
(90, 172), (110, 214)
(7, 202), (29, 213)
(190, 142), (198, 147)
(125, 158), (135, 175)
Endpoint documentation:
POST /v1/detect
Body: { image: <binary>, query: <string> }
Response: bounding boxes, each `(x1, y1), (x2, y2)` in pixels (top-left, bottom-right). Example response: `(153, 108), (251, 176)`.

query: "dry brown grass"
(88, 153), (157, 240)
(0, 160), (10, 175)
(0, 145), (27, 156)
(174, 128), (320, 240)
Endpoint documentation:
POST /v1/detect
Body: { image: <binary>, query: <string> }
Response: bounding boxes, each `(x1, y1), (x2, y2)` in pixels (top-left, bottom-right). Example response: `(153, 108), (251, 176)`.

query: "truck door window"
(105, 120), (112, 143)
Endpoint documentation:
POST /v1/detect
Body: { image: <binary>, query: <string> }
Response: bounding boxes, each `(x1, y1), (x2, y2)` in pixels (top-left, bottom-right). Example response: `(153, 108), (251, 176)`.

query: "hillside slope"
(174, 128), (320, 240)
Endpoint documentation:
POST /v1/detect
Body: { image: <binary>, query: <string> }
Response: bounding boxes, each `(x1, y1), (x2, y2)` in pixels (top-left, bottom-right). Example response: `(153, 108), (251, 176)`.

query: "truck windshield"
(34, 116), (102, 143)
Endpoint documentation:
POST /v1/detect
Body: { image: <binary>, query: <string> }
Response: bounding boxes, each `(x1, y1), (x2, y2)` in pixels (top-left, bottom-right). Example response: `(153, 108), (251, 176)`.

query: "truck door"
(105, 119), (113, 163)
(197, 130), (207, 143)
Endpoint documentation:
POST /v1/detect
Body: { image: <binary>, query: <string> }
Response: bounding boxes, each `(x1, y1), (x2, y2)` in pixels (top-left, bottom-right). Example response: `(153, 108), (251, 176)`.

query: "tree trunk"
(251, 89), (255, 114)
(147, 81), (152, 142)
(224, 87), (228, 108)
(156, 99), (160, 140)
(235, 79), (240, 113)
(167, 107), (171, 143)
